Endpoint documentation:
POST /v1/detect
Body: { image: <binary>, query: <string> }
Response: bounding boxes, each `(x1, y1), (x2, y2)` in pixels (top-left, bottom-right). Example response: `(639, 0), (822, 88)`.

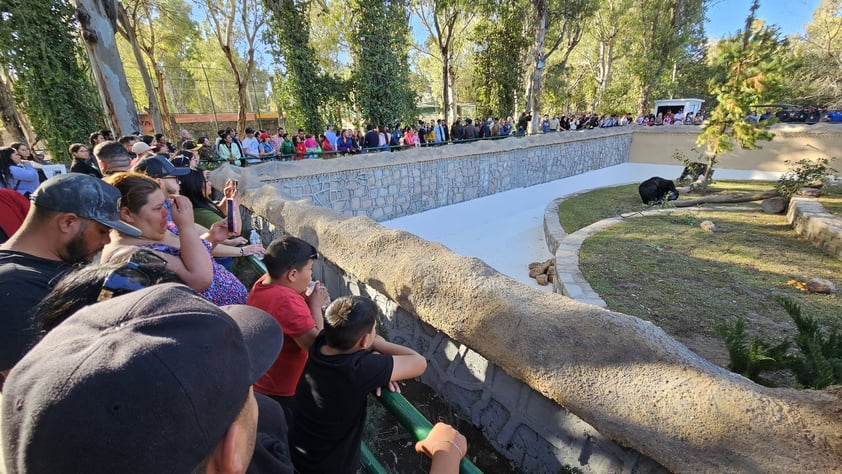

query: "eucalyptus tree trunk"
(116, 4), (162, 134)
(525, 0), (548, 134)
(74, 0), (140, 135)
(0, 72), (29, 144)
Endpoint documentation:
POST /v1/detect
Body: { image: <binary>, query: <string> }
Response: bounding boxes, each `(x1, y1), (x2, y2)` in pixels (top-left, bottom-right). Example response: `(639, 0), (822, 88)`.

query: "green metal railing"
(243, 254), (481, 473)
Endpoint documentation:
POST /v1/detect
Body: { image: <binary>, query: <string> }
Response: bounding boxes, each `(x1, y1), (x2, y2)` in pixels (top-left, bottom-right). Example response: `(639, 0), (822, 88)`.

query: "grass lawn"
(558, 181), (842, 368)
(819, 187), (842, 217)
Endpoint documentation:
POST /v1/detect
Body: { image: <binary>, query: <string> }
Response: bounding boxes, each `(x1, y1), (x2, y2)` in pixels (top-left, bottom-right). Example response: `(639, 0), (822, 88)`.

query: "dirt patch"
(363, 379), (520, 473)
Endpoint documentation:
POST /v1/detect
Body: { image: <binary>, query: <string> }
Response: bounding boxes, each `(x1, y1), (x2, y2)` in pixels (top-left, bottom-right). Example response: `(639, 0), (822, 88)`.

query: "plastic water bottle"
(249, 229), (261, 245)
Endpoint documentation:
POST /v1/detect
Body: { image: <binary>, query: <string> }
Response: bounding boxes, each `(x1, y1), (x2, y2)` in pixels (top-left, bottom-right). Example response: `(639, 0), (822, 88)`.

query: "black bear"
(638, 177), (679, 204)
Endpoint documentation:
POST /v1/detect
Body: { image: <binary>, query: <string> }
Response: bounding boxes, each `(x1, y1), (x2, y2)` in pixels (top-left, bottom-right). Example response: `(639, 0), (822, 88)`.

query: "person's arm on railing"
(416, 423), (467, 474)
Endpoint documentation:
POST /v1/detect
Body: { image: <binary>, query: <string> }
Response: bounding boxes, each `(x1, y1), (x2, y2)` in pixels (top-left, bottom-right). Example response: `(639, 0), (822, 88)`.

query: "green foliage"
(777, 296), (842, 389)
(697, 1), (790, 175)
(625, 0), (706, 114)
(784, 0), (842, 105)
(775, 158), (837, 199)
(0, 0), (102, 160)
(473, 0), (527, 118)
(264, 0), (327, 133)
(719, 296), (842, 389)
(350, 0), (418, 127)
(718, 317), (791, 386)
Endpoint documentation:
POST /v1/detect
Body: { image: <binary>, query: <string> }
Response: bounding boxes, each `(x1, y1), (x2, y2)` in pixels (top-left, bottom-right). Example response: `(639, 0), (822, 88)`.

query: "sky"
(705, 0), (821, 39)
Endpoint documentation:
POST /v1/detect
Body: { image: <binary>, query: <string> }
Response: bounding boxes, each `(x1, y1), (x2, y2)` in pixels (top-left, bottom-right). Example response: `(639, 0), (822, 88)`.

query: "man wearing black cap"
(133, 154), (190, 197)
(0, 173), (141, 376)
(1, 283), (284, 473)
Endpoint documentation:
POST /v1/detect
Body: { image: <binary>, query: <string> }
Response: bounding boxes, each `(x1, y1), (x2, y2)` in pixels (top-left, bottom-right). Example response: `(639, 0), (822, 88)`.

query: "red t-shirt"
(0, 188), (30, 238)
(248, 275), (315, 396)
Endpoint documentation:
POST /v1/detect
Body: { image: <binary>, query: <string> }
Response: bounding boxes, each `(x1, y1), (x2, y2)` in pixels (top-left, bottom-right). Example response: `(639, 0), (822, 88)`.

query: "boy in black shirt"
(290, 296), (427, 473)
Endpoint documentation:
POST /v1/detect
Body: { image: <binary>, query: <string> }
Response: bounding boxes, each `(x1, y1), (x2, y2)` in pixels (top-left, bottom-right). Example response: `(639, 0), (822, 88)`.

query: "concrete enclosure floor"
(384, 163), (782, 291)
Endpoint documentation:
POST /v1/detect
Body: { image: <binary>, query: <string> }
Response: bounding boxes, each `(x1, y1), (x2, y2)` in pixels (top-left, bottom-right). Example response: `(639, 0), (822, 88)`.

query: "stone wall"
(244, 129), (631, 221)
(788, 197), (842, 260)
(220, 129), (842, 473)
(242, 202), (665, 474)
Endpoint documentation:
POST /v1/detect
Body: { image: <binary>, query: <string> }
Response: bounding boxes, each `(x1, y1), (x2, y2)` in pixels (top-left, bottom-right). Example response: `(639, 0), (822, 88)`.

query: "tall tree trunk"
(636, 82), (651, 117)
(151, 63), (176, 139)
(237, 79), (248, 134)
(73, 0), (140, 136)
(0, 72), (29, 144)
(525, 0), (548, 134)
(441, 51), (451, 124)
(116, 5), (162, 134)
(447, 63), (457, 121)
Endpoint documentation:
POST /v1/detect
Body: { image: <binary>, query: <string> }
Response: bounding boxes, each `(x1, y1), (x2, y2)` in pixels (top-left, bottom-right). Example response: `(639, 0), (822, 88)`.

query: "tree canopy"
(2, 0), (842, 153)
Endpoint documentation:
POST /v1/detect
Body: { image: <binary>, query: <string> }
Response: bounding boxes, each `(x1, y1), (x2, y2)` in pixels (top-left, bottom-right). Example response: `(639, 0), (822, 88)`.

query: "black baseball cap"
(31, 173), (141, 237)
(132, 154), (190, 178)
(1, 284), (283, 473)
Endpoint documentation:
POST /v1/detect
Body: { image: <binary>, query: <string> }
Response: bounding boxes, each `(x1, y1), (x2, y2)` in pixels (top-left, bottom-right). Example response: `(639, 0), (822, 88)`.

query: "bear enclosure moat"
(216, 125), (842, 474)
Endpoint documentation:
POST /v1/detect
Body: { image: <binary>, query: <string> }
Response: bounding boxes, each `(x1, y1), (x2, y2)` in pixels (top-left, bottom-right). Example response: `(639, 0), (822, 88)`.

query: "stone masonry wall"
(242, 207), (664, 474)
(220, 129), (842, 473)
(246, 130), (631, 221)
(787, 197), (842, 260)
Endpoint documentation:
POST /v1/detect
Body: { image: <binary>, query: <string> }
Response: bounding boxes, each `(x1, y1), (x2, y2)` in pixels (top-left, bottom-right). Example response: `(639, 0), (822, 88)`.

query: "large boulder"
(761, 196), (788, 214)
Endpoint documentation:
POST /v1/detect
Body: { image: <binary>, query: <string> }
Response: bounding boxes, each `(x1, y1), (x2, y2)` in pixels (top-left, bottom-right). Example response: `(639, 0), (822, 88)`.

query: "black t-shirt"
(0, 250), (71, 371)
(248, 393), (294, 474)
(290, 333), (393, 474)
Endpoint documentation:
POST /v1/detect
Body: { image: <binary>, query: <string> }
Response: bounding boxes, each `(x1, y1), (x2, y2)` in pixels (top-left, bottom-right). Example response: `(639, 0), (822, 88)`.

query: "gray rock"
(799, 187), (822, 197)
(761, 197), (788, 214)
(806, 278), (836, 294)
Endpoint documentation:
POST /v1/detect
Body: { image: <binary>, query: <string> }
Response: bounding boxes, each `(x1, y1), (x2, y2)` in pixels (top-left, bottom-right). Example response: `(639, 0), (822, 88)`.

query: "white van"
(653, 98), (705, 117)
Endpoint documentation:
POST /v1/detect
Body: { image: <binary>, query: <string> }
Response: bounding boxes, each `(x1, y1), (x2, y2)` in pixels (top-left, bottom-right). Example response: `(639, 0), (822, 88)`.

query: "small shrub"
(774, 158), (836, 199)
(718, 317), (791, 387)
(720, 297), (842, 389)
(776, 296), (842, 389)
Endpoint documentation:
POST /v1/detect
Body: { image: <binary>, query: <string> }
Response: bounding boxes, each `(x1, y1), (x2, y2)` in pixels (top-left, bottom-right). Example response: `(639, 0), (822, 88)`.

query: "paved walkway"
(384, 163), (781, 291)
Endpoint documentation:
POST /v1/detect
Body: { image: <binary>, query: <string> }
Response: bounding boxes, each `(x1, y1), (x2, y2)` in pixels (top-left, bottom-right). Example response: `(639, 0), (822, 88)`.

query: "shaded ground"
(363, 379), (520, 473)
(562, 183), (842, 372)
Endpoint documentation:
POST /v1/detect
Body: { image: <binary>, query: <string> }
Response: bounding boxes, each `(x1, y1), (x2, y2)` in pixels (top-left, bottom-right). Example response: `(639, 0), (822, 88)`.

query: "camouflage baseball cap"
(31, 173), (141, 237)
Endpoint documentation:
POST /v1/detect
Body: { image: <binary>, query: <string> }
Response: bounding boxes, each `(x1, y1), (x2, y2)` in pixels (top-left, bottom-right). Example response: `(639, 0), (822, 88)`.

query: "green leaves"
(697, 3), (789, 166)
(0, 0), (101, 161)
(350, 0), (417, 126)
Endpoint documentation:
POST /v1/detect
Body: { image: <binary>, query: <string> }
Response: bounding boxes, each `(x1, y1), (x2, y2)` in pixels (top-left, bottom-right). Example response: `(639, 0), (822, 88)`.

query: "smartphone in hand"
(227, 200), (235, 233)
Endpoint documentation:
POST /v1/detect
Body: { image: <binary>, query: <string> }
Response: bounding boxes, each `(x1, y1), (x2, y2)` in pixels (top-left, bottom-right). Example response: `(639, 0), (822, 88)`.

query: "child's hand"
(305, 281), (329, 309)
(415, 422), (466, 460)
(374, 381), (401, 397)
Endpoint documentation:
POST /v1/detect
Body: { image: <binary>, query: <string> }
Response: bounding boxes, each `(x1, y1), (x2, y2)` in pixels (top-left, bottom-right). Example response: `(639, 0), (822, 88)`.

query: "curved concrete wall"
(215, 128), (842, 473)
(630, 123), (842, 172)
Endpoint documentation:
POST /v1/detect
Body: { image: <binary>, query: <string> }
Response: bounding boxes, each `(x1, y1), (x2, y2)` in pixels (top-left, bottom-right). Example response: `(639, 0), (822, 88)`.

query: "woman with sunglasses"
(36, 247), (183, 333)
(101, 172), (248, 305)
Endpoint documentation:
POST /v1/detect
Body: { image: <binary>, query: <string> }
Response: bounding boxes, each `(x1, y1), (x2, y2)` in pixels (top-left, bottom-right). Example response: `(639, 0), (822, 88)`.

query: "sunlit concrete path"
(384, 163), (781, 291)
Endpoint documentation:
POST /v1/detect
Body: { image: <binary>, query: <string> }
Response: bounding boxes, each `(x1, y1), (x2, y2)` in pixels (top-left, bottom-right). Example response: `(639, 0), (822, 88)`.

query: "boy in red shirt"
(247, 235), (329, 425)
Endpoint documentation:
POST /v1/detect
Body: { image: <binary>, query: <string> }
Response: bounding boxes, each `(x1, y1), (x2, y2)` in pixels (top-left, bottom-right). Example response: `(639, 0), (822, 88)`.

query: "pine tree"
(696, 0), (789, 180)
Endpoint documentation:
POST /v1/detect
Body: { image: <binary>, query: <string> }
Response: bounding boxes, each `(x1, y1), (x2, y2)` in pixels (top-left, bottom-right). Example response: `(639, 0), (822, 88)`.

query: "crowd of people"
(0, 128), (470, 472)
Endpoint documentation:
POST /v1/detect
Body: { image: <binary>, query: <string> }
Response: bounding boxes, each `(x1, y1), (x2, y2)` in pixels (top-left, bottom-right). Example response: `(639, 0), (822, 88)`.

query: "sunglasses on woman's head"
(97, 262), (155, 302)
